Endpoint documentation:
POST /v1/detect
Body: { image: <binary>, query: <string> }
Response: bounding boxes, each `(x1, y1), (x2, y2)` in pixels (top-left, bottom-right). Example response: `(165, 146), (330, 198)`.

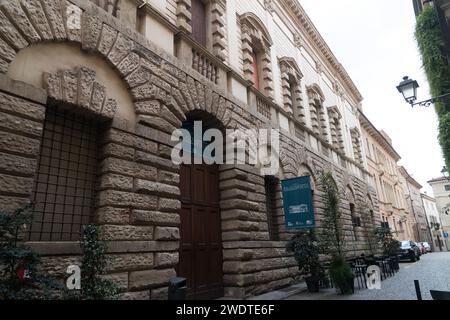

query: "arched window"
(28, 105), (100, 241)
(239, 13), (274, 97)
(279, 57), (304, 123)
(307, 84), (328, 141)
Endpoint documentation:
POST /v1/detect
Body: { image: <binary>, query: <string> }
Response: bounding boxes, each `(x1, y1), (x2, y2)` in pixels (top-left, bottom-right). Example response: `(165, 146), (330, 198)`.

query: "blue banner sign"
(281, 176), (315, 230)
(444, 232), (449, 239)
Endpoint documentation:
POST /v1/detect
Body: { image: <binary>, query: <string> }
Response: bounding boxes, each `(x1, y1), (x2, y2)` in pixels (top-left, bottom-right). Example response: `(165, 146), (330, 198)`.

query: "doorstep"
(246, 282), (308, 300)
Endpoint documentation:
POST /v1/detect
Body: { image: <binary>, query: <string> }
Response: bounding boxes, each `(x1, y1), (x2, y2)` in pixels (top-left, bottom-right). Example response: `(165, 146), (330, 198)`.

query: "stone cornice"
(399, 166), (423, 189)
(278, 0), (363, 105)
(359, 111), (401, 162)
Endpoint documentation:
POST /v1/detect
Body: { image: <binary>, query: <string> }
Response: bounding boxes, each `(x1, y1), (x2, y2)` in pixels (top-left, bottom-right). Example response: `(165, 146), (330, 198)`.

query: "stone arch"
(279, 144), (311, 179)
(239, 13), (273, 47)
(307, 83), (325, 103)
(239, 12), (274, 97)
(43, 66), (118, 120)
(0, 0), (238, 135)
(278, 57), (304, 119)
(8, 42), (135, 124)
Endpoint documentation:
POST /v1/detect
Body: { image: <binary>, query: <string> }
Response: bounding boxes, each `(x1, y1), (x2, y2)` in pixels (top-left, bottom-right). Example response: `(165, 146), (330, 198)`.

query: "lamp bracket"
(410, 93), (450, 107)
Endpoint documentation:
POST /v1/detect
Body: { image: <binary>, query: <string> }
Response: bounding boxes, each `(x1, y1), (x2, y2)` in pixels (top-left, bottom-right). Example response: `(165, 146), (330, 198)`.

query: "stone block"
(106, 253), (154, 272)
(130, 210), (180, 226)
(100, 173), (134, 190)
(96, 207), (131, 224)
(119, 290), (150, 300)
(154, 227), (180, 240)
(154, 252), (179, 268)
(134, 179), (180, 198)
(102, 225), (153, 241)
(101, 272), (129, 291)
(158, 198), (181, 212)
(129, 268), (176, 290)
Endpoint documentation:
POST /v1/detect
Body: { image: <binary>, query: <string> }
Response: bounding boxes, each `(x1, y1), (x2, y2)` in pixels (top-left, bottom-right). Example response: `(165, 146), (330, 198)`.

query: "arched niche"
(8, 42), (135, 126)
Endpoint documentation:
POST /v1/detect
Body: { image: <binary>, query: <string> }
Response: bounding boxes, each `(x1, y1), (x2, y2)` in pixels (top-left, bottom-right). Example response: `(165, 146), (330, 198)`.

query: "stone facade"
(360, 112), (415, 241)
(421, 192), (446, 251)
(399, 166), (431, 244)
(428, 177), (450, 251)
(0, 0), (381, 299)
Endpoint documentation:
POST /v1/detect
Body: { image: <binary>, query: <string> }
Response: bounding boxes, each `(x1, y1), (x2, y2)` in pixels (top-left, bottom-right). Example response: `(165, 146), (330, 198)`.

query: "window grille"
(28, 106), (99, 241)
(265, 176), (279, 241)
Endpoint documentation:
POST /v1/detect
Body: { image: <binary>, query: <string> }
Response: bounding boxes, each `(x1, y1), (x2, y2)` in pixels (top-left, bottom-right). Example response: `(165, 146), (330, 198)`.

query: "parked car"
(398, 240), (421, 262)
(421, 242), (432, 253)
(416, 242), (426, 254)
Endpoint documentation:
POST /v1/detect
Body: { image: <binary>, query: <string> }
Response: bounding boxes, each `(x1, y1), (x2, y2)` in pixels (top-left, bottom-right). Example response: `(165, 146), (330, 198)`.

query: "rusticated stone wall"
(0, 0), (380, 299)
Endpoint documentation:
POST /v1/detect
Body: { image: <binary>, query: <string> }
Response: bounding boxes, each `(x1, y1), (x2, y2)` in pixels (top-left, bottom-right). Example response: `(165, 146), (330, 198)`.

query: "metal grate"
(265, 176), (280, 241)
(28, 106), (99, 241)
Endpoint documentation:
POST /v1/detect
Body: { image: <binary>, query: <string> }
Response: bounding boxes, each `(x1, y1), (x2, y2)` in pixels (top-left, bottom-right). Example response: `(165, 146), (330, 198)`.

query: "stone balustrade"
(255, 93), (271, 119)
(192, 48), (219, 84)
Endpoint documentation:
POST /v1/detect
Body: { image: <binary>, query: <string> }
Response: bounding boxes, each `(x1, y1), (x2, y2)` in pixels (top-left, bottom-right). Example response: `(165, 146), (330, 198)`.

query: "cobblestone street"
(287, 252), (450, 300)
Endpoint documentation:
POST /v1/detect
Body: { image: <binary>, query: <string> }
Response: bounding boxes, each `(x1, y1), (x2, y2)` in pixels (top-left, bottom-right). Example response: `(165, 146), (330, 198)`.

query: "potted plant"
(330, 256), (354, 295)
(286, 230), (323, 293)
(317, 172), (355, 295)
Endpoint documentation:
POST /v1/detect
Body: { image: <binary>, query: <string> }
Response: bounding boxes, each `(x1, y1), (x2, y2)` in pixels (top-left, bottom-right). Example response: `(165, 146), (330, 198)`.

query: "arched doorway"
(177, 111), (224, 300)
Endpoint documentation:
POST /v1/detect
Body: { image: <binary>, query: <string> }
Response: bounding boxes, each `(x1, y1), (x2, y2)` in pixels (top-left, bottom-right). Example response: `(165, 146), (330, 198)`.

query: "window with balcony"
(327, 106), (344, 152)
(350, 127), (363, 165)
(279, 57), (304, 123)
(307, 84), (328, 142)
(176, 0), (227, 60)
(239, 13), (274, 99)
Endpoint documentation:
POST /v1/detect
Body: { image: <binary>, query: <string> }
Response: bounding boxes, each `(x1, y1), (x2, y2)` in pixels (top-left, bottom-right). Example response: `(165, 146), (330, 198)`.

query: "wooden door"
(178, 162), (223, 300)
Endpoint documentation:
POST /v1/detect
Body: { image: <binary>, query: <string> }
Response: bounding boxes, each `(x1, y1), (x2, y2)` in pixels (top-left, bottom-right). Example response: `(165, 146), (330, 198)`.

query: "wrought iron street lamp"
(397, 76), (450, 107)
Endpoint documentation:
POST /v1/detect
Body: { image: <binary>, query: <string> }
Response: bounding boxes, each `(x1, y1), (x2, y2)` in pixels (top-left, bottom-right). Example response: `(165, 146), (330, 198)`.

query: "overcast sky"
(299, 0), (444, 195)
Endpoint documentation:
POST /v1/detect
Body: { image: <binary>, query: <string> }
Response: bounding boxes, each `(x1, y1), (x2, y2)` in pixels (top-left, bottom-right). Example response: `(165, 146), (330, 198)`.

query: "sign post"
(281, 176), (315, 230)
